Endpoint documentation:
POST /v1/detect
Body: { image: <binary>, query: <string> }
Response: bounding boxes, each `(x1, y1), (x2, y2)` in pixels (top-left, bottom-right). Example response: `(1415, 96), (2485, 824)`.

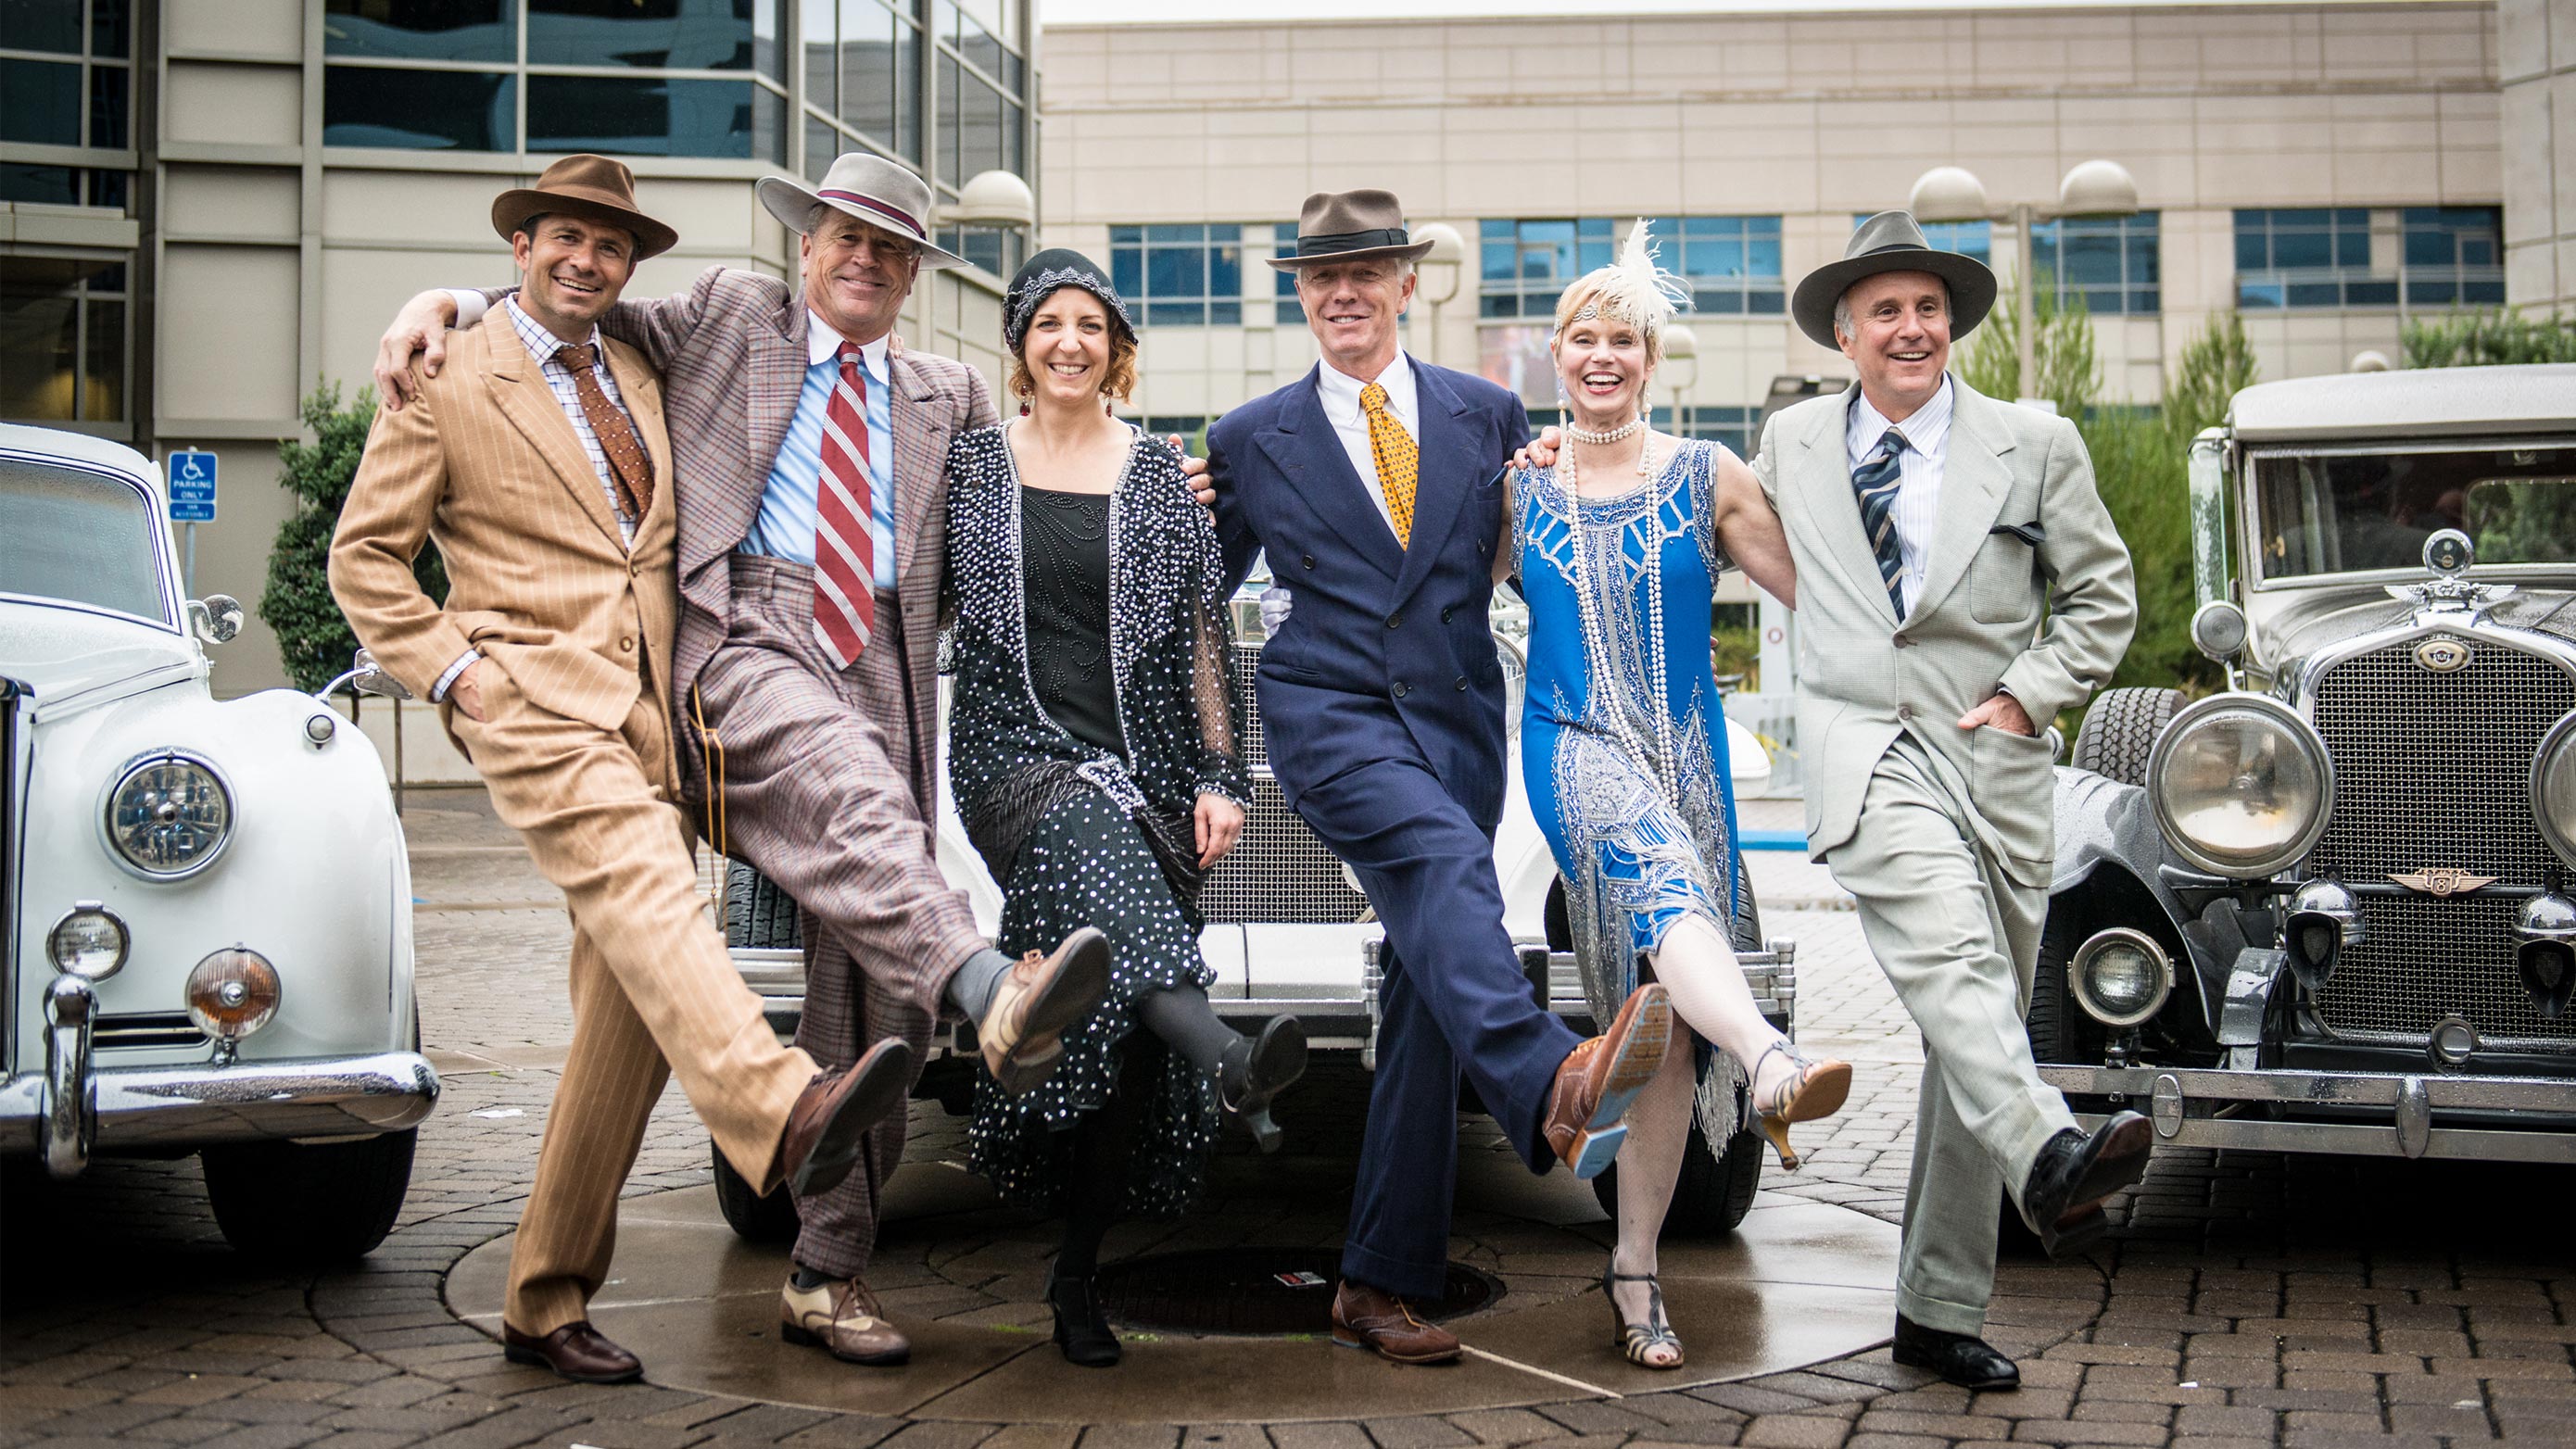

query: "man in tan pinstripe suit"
(332, 157), (941, 1384)
(373, 154), (1141, 1369)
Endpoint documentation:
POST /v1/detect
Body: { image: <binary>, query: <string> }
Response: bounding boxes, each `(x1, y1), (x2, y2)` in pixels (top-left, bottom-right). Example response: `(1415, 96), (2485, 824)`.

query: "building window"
(803, 0), (919, 166)
(322, 0), (789, 159)
(1275, 221), (1303, 324)
(1, 0), (135, 208)
(1110, 225), (1242, 327)
(2232, 207), (2505, 309)
(931, 0), (1025, 188)
(2401, 207), (2507, 307)
(1482, 217), (1783, 319)
(0, 253), (129, 428)
(934, 224), (1025, 279)
(2030, 211), (2159, 315)
(1669, 405), (1759, 455)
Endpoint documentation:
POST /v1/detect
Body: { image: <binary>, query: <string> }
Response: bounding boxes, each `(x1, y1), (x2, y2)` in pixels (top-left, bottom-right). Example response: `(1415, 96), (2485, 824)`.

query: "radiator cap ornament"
(2415, 636), (2472, 672)
(2389, 866), (2497, 897)
(2425, 528), (2472, 576)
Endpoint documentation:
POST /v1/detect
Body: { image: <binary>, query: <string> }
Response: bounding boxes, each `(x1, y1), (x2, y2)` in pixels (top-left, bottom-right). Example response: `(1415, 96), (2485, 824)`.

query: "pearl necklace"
(1564, 416), (1643, 446)
(1559, 442), (1680, 807)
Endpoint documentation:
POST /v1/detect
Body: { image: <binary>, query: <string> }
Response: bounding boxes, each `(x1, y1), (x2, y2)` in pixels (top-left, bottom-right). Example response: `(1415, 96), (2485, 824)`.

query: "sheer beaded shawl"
(943, 422), (1250, 887)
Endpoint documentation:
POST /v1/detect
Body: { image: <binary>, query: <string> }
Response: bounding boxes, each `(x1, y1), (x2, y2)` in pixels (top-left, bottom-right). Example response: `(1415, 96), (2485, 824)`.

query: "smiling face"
(1551, 305), (1655, 432)
(1836, 270), (1951, 422)
(1017, 288), (1117, 410)
(511, 213), (637, 342)
(802, 209), (921, 345)
(1294, 258), (1416, 380)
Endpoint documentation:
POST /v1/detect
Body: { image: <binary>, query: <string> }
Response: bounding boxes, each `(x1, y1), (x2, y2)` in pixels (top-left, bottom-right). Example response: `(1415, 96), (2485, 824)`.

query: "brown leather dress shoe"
(779, 1037), (913, 1198)
(779, 1275), (911, 1366)
(1541, 983), (1672, 1179)
(979, 926), (1112, 1095)
(501, 1320), (643, 1383)
(1331, 1279), (1461, 1365)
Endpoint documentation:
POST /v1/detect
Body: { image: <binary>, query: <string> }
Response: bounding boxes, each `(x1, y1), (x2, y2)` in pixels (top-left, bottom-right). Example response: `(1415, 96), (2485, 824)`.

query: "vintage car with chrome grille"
(0, 423), (437, 1259)
(715, 561), (1798, 1240)
(2041, 362), (2576, 1167)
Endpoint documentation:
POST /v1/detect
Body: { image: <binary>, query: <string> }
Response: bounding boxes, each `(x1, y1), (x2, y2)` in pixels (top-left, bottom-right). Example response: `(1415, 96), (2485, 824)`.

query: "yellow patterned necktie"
(1358, 381), (1418, 548)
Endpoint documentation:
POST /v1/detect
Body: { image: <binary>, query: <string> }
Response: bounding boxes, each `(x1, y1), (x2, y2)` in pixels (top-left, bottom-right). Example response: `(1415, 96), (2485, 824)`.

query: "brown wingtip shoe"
(1542, 982), (1672, 1179)
(1330, 1279), (1461, 1365)
(780, 1275), (911, 1366)
(501, 1320), (643, 1383)
(780, 1036), (914, 1199)
(979, 926), (1112, 1096)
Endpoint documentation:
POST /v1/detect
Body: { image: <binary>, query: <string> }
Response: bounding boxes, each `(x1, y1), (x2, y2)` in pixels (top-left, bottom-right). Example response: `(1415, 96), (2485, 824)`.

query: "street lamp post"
(1661, 322), (1699, 428)
(1412, 221), (1466, 368)
(1909, 160), (2140, 404)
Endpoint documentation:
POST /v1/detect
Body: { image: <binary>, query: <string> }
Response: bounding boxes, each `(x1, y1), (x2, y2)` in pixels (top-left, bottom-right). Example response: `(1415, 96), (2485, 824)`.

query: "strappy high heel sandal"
(1603, 1262), (1683, 1369)
(1219, 1015), (1308, 1153)
(1751, 1039), (1852, 1172)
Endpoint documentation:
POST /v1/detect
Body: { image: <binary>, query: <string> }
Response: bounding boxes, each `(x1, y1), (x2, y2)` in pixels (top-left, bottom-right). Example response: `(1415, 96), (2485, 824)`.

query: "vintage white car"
(0, 423), (437, 1259)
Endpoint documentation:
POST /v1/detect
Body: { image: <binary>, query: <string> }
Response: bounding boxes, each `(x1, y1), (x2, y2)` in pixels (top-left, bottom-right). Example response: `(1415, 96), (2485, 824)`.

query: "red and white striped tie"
(813, 341), (877, 669)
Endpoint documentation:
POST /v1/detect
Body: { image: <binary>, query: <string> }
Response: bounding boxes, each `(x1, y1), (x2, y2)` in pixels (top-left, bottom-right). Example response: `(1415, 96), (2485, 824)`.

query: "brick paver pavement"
(6, 788), (2571, 1449)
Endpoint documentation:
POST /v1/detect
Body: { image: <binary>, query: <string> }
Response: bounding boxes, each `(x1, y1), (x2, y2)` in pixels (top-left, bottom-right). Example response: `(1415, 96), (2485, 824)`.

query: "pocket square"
(1989, 521), (2046, 548)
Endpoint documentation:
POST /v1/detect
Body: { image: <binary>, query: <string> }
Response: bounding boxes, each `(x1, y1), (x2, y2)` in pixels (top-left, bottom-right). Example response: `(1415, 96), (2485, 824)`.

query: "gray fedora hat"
(1267, 188), (1436, 271)
(757, 153), (969, 269)
(1790, 209), (1997, 349)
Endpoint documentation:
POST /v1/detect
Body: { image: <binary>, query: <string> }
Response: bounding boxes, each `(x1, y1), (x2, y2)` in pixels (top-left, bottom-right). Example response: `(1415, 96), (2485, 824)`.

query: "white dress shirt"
(1312, 348), (1417, 542)
(1844, 374), (1954, 617)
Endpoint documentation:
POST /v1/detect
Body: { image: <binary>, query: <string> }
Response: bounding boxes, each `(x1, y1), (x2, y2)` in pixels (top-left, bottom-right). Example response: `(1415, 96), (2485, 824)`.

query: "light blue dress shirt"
(741, 313), (898, 590)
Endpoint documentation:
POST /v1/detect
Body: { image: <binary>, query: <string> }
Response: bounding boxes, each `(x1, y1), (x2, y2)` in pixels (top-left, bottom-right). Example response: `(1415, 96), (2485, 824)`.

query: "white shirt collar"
(807, 309), (891, 377)
(1314, 349), (1415, 423)
(1848, 373), (1954, 462)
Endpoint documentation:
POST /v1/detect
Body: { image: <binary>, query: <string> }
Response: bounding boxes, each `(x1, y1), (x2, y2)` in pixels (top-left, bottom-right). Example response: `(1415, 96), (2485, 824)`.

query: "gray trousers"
(1825, 732), (2077, 1337)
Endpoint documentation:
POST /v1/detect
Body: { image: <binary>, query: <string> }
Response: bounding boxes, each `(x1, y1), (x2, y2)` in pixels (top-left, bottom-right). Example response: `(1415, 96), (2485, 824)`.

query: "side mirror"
(2191, 598), (2249, 665)
(187, 595), (244, 645)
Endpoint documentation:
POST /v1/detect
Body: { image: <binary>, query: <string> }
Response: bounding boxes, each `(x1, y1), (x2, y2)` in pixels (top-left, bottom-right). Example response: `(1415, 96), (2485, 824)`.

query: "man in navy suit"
(1207, 189), (1674, 1365)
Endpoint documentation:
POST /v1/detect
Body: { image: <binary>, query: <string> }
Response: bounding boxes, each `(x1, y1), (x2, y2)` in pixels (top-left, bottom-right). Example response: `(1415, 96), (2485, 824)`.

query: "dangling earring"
(1015, 380), (1032, 417)
(1105, 396), (1116, 418)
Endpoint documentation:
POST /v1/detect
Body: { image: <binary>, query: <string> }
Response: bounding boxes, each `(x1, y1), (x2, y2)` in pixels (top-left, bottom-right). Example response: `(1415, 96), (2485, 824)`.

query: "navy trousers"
(1293, 754), (1581, 1298)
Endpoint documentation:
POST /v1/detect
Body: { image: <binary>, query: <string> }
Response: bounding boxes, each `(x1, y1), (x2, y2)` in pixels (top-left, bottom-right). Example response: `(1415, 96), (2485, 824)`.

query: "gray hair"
(1834, 277), (1951, 342)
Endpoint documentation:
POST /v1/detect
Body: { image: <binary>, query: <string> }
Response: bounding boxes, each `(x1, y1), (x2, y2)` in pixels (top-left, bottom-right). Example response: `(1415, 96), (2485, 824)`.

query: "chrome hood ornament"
(2389, 866), (2499, 898)
(2387, 528), (2515, 621)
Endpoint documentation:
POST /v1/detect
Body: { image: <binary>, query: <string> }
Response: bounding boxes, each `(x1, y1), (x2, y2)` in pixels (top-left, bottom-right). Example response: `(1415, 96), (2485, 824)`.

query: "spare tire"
(2071, 687), (2187, 788)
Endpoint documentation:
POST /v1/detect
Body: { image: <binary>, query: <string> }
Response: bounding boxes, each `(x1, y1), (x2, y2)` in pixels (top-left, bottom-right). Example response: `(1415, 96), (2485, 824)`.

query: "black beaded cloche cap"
(1004, 247), (1135, 355)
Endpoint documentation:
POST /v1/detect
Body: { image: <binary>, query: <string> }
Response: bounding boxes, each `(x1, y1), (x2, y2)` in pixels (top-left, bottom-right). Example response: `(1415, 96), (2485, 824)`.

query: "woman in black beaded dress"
(944, 249), (1309, 1368)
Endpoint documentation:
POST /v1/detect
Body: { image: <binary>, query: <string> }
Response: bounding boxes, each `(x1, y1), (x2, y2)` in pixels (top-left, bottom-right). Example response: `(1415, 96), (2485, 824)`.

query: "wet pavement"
(5, 789), (2573, 1449)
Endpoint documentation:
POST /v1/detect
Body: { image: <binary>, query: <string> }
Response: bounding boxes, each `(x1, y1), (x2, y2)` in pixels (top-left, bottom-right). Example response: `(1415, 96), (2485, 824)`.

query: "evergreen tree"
(2403, 309), (2576, 368)
(2163, 309), (2259, 451)
(259, 383), (445, 692)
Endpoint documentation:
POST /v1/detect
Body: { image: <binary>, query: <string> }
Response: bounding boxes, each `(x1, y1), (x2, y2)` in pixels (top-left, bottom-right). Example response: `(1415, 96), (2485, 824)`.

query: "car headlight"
(2147, 694), (2332, 877)
(2533, 712), (2576, 867)
(2067, 926), (2173, 1029)
(103, 750), (234, 878)
(47, 902), (131, 981)
(185, 947), (281, 1043)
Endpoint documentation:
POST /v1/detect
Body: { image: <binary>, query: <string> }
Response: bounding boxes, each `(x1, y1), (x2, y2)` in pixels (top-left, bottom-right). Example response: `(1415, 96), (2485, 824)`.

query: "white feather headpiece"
(1557, 219), (1691, 338)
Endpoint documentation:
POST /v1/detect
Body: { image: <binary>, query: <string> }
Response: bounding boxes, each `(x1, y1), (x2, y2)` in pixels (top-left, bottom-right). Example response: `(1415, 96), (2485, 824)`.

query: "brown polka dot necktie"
(554, 342), (654, 524)
(1359, 381), (1418, 548)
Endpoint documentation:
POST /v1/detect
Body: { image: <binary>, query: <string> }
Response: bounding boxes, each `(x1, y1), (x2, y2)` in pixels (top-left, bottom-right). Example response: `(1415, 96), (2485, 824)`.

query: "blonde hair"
(1552, 220), (1690, 365)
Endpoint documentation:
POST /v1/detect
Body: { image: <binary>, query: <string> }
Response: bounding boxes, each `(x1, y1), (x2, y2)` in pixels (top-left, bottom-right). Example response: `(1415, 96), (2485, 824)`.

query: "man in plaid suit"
(373, 155), (1165, 1368)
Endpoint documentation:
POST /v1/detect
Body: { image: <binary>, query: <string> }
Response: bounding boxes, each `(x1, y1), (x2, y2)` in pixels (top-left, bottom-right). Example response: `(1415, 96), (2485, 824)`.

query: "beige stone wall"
(2502, 0), (2576, 309)
(1041, 3), (2502, 422)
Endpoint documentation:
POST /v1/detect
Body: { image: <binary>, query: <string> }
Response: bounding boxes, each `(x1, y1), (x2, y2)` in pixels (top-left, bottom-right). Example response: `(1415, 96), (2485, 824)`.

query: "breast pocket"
(1968, 528), (2039, 625)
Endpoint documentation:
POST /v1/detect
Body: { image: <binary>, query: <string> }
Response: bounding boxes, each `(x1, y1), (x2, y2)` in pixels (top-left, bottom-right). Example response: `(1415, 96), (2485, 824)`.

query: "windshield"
(0, 454), (171, 624)
(2251, 442), (2576, 581)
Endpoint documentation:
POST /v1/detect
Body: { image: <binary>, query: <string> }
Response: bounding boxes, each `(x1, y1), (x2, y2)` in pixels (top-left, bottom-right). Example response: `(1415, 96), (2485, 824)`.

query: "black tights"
(1057, 985), (1241, 1277)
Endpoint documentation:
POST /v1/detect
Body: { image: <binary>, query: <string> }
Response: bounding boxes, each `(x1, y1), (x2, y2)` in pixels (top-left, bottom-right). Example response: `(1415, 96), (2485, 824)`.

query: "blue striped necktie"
(1850, 427), (1909, 619)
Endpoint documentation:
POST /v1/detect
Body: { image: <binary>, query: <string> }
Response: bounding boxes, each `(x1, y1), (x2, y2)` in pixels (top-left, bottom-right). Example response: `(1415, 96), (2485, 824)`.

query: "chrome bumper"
(5, 976), (440, 1178)
(2041, 1063), (2576, 1165)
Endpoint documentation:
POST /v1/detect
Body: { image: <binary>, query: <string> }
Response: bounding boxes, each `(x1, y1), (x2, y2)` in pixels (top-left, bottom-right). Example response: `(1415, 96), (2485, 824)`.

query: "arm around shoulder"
(594, 263), (730, 372)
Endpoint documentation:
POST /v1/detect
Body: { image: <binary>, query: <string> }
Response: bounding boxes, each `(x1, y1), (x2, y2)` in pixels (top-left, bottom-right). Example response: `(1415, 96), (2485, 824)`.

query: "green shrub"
(259, 382), (446, 692)
(2403, 309), (2576, 368)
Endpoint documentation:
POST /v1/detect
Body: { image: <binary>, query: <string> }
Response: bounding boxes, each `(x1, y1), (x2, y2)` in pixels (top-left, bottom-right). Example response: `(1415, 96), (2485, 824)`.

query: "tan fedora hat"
(1790, 209), (1997, 349)
(756, 153), (969, 269)
(490, 154), (678, 260)
(1267, 189), (1436, 271)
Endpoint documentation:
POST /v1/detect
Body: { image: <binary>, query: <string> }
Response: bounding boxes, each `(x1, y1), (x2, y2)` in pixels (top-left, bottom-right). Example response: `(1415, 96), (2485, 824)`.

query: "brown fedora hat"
(1267, 188), (1435, 271)
(490, 154), (679, 261)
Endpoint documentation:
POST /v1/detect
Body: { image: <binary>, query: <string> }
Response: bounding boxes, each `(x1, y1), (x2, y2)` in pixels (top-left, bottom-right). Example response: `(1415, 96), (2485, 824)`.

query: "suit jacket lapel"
(481, 311), (625, 551)
(1392, 362), (1472, 608)
(1790, 384), (1900, 624)
(890, 350), (943, 586)
(1255, 367), (1404, 583)
(604, 339), (674, 558)
(1907, 382), (2013, 624)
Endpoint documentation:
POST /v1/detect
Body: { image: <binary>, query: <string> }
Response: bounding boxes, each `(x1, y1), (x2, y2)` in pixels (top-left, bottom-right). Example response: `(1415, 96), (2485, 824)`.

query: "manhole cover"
(1094, 1249), (1500, 1337)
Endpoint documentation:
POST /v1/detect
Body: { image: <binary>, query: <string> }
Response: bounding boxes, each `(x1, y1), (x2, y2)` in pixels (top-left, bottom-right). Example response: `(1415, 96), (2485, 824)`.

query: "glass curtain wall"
(1, 0), (136, 431)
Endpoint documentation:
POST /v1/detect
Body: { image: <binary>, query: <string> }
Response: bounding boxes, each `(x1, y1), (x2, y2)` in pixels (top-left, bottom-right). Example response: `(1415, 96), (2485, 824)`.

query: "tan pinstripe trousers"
(453, 662), (818, 1336)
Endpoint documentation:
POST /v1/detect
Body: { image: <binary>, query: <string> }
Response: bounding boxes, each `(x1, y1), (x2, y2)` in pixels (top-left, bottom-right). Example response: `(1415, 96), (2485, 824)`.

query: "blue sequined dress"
(1516, 438), (1750, 1130)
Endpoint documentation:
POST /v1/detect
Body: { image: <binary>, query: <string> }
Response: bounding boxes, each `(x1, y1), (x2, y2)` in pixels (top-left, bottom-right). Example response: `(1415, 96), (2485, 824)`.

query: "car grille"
(1200, 775), (1370, 925)
(2307, 631), (2576, 1046)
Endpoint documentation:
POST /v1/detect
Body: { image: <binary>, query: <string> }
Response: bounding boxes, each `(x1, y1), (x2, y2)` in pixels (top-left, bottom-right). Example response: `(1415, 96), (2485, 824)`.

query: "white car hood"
(0, 605), (200, 714)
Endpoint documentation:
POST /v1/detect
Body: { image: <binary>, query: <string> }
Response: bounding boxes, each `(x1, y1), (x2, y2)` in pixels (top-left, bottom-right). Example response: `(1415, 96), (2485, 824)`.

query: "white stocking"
(1648, 913), (1792, 1102)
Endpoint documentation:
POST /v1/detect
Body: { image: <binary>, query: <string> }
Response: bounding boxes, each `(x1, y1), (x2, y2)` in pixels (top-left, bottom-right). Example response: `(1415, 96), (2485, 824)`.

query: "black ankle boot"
(1047, 1266), (1120, 1367)
(1219, 1015), (1308, 1153)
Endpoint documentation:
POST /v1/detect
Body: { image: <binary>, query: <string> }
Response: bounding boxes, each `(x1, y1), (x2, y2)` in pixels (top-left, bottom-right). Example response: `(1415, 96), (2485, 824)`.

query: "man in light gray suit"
(1756, 212), (2152, 1390)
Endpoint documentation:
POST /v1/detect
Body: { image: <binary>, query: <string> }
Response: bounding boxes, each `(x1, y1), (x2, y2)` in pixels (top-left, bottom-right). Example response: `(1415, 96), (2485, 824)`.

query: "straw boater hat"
(1268, 189), (1436, 271)
(1790, 209), (1997, 349)
(756, 153), (968, 269)
(490, 154), (678, 260)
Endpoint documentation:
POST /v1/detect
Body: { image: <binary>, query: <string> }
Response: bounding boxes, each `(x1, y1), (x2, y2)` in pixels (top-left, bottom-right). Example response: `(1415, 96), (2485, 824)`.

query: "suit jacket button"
(1454, 674), (1469, 691)
(620, 637), (635, 652)
(1441, 606), (1454, 624)
(1393, 680), (1409, 699)
(1896, 703), (1913, 722)
(1301, 554), (1316, 570)
(1386, 613), (1403, 629)
(1893, 633), (1912, 649)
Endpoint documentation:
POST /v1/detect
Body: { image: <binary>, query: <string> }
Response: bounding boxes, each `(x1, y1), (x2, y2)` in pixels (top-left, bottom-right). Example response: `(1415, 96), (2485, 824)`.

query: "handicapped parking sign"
(168, 450), (217, 522)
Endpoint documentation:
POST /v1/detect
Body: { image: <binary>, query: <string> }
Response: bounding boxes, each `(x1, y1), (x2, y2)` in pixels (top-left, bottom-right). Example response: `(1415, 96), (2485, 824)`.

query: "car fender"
(2050, 764), (2230, 1034)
